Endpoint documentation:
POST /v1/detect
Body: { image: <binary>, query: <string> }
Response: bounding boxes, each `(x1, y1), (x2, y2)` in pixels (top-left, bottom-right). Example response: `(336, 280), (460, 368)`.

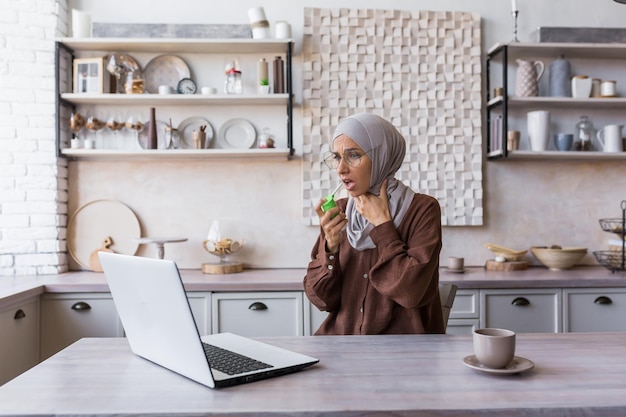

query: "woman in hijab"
(303, 113), (444, 335)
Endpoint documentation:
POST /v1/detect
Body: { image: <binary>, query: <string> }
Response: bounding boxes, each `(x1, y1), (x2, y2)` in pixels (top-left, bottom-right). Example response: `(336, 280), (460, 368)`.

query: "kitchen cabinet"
(304, 299), (328, 335)
(55, 38), (294, 160)
(480, 288), (562, 333)
(0, 297), (39, 385)
(486, 42), (626, 160)
(563, 287), (626, 332)
(446, 289), (480, 335)
(211, 291), (304, 337)
(187, 292), (212, 336)
(40, 293), (124, 360)
(304, 289), (480, 335)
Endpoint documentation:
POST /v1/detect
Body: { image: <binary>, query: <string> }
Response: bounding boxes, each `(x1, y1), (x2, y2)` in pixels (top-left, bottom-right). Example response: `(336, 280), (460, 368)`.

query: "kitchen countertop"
(1, 266), (625, 306)
(1, 332), (625, 416)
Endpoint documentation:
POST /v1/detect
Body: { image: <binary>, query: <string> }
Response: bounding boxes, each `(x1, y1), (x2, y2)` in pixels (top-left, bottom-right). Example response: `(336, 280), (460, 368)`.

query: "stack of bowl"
(530, 246), (587, 271)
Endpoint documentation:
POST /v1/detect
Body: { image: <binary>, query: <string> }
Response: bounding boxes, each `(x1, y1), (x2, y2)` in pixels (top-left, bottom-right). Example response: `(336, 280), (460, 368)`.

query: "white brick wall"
(0, 0), (69, 275)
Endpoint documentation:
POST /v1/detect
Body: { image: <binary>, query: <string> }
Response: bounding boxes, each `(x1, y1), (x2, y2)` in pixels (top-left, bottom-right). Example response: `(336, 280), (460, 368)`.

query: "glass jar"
(165, 126), (180, 149)
(224, 69), (243, 94)
(574, 115), (594, 151)
(124, 70), (144, 94)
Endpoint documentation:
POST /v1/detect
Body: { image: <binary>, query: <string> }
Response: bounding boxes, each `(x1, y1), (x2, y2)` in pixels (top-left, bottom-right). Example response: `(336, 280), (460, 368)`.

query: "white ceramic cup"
(275, 21), (292, 39)
(597, 124), (624, 153)
(71, 9), (92, 38)
(527, 110), (550, 151)
(448, 257), (464, 271)
(83, 138), (95, 149)
(158, 85), (173, 95)
(248, 7), (272, 39)
(601, 80), (617, 96)
(473, 328), (516, 369)
(70, 138), (83, 149)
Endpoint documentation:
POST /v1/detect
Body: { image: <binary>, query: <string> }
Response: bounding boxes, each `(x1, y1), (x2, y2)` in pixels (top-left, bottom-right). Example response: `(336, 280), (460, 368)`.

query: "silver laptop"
(98, 252), (319, 388)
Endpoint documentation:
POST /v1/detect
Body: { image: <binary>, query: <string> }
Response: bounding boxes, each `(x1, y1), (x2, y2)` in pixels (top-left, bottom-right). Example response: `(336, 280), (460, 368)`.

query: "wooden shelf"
(488, 96), (626, 110)
(488, 42), (626, 60)
(497, 150), (626, 160)
(61, 148), (291, 161)
(60, 93), (289, 106)
(56, 37), (293, 54)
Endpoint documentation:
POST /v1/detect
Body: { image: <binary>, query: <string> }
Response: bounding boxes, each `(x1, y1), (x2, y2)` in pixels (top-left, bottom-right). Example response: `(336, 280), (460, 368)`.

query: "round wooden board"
(485, 260), (528, 271)
(201, 262), (243, 274)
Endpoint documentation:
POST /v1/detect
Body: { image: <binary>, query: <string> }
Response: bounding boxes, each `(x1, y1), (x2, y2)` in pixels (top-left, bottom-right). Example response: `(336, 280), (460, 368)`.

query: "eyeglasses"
(323, 150), (367, 169)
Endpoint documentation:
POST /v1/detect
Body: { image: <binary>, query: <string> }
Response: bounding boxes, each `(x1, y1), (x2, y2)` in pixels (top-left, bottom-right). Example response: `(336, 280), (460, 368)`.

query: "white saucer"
(463, 355), (534, 374)
(445, 268), (467, 274)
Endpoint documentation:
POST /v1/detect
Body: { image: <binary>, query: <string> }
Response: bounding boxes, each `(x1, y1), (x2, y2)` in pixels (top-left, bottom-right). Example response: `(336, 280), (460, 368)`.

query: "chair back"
(439, 283), (458, 332)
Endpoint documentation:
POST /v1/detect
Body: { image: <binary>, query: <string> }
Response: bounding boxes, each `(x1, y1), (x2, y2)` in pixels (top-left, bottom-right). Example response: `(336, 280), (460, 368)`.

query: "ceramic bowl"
(530, 247), (587, 270)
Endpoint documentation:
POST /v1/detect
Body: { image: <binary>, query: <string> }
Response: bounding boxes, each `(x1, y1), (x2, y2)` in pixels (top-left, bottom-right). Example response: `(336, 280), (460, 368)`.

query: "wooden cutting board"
(201, 262), (243, 274)
(89, 237), (114, 272)
(485, 259), (528, 271)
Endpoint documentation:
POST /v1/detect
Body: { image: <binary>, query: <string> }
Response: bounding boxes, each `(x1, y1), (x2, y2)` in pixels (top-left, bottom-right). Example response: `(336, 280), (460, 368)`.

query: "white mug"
(527, 110), (550, 151)
(158, 85), (174, 95)
(597, 124), (624, 153)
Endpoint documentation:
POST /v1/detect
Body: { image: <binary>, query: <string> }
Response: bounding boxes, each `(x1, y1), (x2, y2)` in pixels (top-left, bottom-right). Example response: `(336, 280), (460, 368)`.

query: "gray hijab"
(332, 113), (415, 251)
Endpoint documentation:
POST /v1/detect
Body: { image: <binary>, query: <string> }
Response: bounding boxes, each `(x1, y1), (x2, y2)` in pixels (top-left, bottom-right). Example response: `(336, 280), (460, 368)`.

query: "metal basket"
(598, 218), (625, 236)
(595, 201), (626, 272)
(593, 250), (626, 272)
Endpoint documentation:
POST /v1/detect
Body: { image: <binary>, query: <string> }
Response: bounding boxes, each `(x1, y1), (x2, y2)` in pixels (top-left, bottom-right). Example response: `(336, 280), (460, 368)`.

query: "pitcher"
(516, 59), (545, 97)
(597, 124), (624, 153)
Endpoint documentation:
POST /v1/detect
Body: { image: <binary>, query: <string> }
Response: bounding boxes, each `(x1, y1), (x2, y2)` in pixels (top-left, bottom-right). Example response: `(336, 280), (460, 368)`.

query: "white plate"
(463, 355), (535, 375)
(177, 116), (214, 149)
(142, 55), (190, 94)
(217, 118), (256, 149)
(138, 120), (170, 149)
(67, 200), (141, 270)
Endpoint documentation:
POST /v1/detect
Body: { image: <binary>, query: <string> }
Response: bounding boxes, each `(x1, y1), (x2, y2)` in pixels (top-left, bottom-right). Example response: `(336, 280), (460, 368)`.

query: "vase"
(515, 59), (545, 97)
(549, 57), (571, 97)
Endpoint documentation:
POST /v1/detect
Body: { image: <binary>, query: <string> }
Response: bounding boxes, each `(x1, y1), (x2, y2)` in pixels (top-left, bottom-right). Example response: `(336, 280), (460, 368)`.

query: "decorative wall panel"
(302, 7), (483, 226)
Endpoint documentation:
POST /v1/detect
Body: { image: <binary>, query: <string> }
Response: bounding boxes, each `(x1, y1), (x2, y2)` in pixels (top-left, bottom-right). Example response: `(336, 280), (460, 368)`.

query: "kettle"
(515, 59), (545, 97)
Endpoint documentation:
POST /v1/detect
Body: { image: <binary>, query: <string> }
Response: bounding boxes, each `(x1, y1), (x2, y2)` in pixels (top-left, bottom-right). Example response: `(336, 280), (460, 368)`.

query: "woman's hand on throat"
(354, 179), (392, 226)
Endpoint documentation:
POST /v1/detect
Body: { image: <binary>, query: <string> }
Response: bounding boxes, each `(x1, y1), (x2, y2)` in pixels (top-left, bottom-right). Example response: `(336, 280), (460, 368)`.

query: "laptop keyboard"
(202, 342), (272, 375)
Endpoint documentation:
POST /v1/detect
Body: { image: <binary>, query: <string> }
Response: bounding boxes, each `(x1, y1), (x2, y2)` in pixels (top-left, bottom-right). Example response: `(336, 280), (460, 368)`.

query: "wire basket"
(595, 200), (626, 273)
(593, 250), (626, 272)
(598, 218), (625, 237)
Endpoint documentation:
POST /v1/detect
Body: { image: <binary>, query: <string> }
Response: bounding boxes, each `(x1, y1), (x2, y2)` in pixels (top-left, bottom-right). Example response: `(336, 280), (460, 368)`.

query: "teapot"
(515, 59), (545, 97)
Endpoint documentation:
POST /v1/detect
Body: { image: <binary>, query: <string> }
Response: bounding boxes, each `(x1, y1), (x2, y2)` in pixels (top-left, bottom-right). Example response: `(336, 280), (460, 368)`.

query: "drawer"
(481, 289), (561, 333)
(449, 289), (479, 319)
(212, 291), (304, 337)
(563, 288), (626, 332)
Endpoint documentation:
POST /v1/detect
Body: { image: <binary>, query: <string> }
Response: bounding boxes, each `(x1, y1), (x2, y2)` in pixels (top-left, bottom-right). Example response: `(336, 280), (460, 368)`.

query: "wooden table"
(0, 333), (625, 416)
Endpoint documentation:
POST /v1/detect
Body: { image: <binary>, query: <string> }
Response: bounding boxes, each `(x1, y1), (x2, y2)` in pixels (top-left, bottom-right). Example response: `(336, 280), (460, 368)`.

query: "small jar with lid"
(224, 69), (243, 94)
(574, 115), (594, 151)
(165, 126), (180, 149)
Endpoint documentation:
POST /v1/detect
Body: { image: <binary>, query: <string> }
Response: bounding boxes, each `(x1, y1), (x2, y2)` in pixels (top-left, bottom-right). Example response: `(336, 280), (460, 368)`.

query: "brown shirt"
(303, 193), (444, 335)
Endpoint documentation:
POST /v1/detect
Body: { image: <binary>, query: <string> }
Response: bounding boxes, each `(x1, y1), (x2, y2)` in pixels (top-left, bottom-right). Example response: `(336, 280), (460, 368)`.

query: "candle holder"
(511, 10), (520, 43)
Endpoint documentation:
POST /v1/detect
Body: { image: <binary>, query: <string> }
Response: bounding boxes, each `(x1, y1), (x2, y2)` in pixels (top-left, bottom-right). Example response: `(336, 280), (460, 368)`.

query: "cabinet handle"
(248, 302), (268, 311)
(71, 301), (92, 311)
(594, 296), (613, 305)
(511, 297), (530, 306)
(13, 309), (26, 320)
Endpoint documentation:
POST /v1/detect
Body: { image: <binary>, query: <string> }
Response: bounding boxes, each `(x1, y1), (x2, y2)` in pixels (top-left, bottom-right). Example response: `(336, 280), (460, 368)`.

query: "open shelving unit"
(55, 38), (294, 160)
(485, 42), (626, 160)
